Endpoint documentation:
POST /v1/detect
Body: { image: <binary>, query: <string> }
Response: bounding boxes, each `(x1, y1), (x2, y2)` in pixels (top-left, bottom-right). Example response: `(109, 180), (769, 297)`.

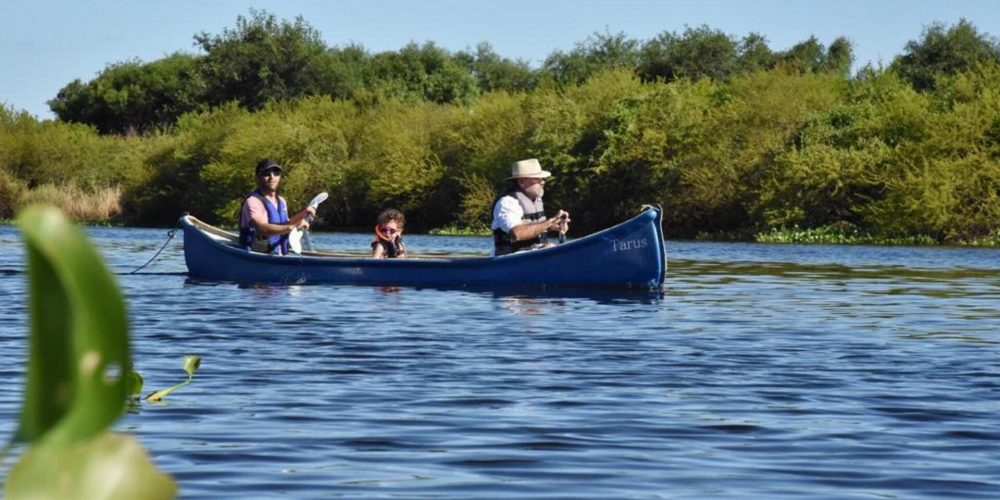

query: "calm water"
(1, 226), (998, 498)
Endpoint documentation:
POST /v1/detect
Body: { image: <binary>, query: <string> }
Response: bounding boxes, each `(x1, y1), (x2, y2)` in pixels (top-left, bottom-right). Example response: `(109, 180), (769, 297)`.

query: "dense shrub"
(2, 19), (999, 245)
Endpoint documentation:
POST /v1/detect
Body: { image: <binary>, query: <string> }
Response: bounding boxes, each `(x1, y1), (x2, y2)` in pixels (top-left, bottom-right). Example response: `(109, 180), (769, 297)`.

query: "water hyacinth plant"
(755, 224), (938, 246)
(4, 205), (176, 499)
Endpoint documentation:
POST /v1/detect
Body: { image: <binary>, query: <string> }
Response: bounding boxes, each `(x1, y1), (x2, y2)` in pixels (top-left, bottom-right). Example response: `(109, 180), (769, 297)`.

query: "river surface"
(0, 226), (998, 498)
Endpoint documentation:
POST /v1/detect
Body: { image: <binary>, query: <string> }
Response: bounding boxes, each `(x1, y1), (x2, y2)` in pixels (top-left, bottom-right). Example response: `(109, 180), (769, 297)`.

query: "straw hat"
(507, 158), (551, 180)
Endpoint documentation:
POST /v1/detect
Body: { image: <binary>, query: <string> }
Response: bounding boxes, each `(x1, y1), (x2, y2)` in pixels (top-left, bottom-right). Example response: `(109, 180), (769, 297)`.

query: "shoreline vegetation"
(2, 11), (999, 247)
(430, 224), (999, 247)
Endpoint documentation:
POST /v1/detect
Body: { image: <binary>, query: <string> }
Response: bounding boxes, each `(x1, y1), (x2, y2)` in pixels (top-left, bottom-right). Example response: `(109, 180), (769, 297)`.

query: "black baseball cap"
(255, 159), (283, 176)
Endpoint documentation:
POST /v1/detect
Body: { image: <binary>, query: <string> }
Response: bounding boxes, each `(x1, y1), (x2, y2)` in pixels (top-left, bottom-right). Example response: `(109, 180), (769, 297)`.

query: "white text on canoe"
(612, 238), (648, 252)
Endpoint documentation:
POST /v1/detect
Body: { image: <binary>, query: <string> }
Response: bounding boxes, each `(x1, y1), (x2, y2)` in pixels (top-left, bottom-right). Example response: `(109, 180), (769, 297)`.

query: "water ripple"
(1, 228), (999, 497)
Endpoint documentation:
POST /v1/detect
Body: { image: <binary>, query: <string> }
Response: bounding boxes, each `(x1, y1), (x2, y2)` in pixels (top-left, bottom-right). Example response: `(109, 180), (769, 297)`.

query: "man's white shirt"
(491, 195), (524, 233)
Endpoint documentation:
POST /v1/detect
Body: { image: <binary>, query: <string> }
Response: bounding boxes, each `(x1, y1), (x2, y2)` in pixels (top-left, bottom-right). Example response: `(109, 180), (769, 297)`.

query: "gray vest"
(492, 188), (546, 255)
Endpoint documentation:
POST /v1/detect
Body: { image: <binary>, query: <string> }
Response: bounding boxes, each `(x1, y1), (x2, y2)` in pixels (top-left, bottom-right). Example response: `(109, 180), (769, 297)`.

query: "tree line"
(47, 10), (861, 135)
(2, 12), (999, 244)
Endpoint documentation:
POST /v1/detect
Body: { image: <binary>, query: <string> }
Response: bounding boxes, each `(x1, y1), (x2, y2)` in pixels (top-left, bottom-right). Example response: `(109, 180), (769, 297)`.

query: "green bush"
(4, 25), (1000, 246)
(432, 91), (533, 227)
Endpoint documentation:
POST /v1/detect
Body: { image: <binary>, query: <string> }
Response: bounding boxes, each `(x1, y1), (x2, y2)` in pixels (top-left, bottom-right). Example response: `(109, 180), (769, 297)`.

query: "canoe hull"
(181, 206), (666, 289)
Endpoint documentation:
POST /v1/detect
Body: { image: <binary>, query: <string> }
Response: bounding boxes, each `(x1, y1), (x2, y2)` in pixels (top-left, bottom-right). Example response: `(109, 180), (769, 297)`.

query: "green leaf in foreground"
(8, 205), (176, 499)
(15, 205), (129, 444)
(5, 433), (176, 500)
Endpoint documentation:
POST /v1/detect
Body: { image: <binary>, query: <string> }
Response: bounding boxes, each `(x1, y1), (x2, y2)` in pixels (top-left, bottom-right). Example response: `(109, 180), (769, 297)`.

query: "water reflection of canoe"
(180, 205), (667, 288)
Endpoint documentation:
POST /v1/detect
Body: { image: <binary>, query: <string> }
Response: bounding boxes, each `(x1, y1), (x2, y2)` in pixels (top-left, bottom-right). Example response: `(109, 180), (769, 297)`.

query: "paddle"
(289, 192), (328, 254)
(557, 213), (568, 244)
(302, 192), (328, 252)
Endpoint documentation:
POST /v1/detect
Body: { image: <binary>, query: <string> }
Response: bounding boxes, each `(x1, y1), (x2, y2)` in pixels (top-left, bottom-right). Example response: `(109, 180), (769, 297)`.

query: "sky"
(3, 0), (999, 119)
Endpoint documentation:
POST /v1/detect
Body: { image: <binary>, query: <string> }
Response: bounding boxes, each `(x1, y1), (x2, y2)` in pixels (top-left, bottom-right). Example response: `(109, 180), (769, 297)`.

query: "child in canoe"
(372, 208), (407, 258)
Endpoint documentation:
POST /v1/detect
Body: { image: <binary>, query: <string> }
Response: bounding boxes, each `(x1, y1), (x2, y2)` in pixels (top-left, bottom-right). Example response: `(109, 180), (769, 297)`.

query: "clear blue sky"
(2, 0), (998, 119)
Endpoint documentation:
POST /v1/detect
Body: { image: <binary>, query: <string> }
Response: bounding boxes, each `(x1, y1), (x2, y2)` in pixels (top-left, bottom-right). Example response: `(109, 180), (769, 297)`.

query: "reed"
(18, 183), (123, 222)
(0, 170), (26, 219)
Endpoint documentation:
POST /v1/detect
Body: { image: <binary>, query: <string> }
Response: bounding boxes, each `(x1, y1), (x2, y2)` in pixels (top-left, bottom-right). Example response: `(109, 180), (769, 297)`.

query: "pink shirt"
(241, 194), (286, 228)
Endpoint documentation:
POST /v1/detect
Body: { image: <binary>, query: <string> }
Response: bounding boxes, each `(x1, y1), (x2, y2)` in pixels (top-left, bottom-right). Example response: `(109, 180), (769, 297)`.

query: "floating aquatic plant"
(145, 355), (202, 402)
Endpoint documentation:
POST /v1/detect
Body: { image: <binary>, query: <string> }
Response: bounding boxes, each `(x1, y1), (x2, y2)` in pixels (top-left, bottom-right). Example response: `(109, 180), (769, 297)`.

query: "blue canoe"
(180, 205), (667, 289)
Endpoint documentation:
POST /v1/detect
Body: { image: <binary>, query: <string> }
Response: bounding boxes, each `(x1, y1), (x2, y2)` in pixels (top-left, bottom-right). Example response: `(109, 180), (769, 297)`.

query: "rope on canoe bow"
(128, 223), (179, 274)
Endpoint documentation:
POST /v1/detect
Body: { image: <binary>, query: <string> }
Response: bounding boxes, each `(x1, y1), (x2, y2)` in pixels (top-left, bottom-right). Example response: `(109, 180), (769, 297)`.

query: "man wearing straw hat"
(490, 158), (571, 256)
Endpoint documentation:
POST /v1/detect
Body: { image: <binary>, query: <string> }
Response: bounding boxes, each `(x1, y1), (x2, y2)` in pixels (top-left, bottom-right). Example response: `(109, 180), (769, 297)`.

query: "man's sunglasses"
(259, 170), (281, 178)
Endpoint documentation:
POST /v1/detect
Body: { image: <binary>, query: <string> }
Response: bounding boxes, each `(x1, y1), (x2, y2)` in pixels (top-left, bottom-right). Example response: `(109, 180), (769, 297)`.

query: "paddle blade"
(288, 227), (303, 254)
(303, 231), (314, 252)
(308, 192), (329, 209)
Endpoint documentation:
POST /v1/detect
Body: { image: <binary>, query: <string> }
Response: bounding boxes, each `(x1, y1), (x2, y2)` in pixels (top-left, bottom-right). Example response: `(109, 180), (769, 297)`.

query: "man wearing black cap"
(237, 159), (316, 255)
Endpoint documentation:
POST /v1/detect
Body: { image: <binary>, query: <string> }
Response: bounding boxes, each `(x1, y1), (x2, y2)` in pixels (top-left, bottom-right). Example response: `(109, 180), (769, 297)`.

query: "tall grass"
(18, 184), (123, 222)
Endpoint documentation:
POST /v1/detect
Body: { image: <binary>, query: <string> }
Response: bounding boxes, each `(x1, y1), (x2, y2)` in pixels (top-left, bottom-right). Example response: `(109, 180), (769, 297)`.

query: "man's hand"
(509, 210), (570, 242)
(547, 210), (570, 231)
(287, 206), (317, 233)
